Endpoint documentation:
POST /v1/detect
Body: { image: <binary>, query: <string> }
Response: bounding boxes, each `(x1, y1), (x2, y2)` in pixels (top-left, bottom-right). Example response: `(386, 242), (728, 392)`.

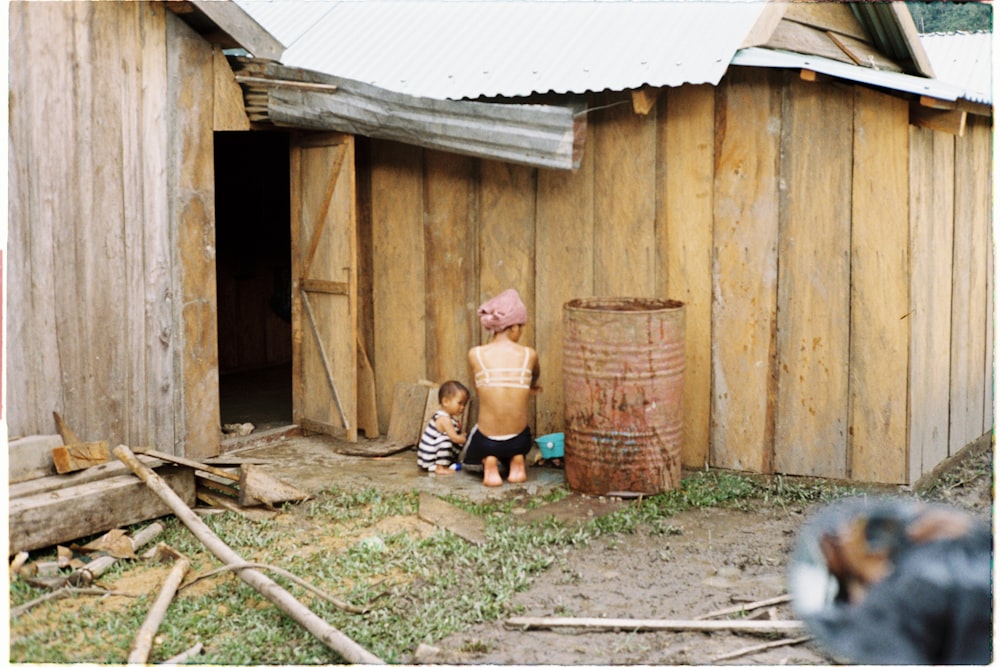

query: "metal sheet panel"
(731, 47), (966, 103)
(920, 32), (992, 104)
(235, 0), (768, 100)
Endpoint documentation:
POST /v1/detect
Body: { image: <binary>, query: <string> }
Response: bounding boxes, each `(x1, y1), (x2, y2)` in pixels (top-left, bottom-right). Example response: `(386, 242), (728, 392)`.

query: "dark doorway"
(214, 131), (293, 432)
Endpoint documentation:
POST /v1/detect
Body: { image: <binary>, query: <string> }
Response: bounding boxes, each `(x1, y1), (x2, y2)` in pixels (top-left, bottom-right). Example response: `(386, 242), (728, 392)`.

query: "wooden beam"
(236, 75), (339, 93)
(9, 465), (195, 554)
(187, 1), (284, 60)
(919, 95), (956, 111)
(910, 104), (967, 136)
(631, 86), (659, 115)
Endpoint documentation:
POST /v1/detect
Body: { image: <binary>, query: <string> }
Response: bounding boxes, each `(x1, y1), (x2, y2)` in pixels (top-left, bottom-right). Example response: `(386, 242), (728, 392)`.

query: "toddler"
(417, 380), (469, 475)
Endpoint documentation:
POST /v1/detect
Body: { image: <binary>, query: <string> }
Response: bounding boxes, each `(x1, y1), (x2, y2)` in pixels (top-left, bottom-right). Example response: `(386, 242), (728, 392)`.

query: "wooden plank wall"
(908, 126), (956, 481)
(168, 13), (221, 458)
(8, 3), (221, 457)
(710, 69), (781, 472)
(774, 77), (852, 479)
(949, 114), (992, 456)
(363, 74), (992, 482)
(849, 88), (910, 483)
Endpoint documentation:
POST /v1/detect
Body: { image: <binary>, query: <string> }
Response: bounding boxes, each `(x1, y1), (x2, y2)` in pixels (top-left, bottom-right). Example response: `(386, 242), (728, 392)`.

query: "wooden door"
(291, 133), (358, 440)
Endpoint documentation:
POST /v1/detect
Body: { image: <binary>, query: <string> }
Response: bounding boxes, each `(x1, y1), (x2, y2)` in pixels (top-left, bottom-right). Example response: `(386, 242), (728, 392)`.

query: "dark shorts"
(459, 425), (533, 470)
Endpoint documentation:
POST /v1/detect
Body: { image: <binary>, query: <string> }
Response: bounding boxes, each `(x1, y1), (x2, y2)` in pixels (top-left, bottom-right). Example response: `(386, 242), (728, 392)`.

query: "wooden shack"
(8, 1), (992, 485)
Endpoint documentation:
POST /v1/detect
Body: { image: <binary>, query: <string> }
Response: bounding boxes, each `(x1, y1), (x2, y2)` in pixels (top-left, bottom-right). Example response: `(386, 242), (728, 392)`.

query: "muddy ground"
(414, 437), (994, 666)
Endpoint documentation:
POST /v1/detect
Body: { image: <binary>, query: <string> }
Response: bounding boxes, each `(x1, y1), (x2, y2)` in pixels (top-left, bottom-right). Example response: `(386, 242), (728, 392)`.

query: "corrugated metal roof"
(919, 31), (992, 105)
(732, 47), (968, 103)
(234, 0), (769, 100)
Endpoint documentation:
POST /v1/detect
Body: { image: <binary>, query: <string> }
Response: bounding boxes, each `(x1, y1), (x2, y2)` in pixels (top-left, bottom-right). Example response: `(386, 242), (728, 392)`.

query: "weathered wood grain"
(425, 152), (477, 385)
(908, 127), (955, 481)
(950, 116), (990, 453)
(711, 69), (782, 472)
(660, 84), (715, 467)
(849, 87), (909, 483)
(371, 141), (427, 433)
(774, 76), (852, 478)
(8, 465), (196, 554)
(169, 14), (221, 457)
(294, 136), (357, 440)
(593, 96), (656, 297)
(536, 131), (596, 435)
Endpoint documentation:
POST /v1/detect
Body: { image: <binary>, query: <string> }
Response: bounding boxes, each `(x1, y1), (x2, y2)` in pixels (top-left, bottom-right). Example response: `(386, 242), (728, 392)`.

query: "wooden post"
(113, 445), (383, 665)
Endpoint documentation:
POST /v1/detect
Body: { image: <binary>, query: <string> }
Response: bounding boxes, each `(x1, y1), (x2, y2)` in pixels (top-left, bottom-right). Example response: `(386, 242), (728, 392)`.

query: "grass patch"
(9, 470), (855, 664)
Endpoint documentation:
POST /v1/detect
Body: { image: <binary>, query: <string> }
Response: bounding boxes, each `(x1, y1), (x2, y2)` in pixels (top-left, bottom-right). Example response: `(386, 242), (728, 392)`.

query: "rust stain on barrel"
(562, 297), (685, 496)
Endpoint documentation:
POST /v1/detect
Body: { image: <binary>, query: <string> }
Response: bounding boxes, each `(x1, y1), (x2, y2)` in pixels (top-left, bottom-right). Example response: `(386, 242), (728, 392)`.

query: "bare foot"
(483, 456), (503, 487)
(435, 464), (456, 475)
(507, 454), (527, 483)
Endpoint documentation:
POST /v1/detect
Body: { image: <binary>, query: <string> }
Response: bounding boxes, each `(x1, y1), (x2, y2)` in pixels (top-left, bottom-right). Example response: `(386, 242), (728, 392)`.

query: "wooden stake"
(113, 445), (384, 665)
(127, 545), (191, 664)
(505, 616), (804, 634)
(713, 635), (811, 661)
(694, 593), (792, 620)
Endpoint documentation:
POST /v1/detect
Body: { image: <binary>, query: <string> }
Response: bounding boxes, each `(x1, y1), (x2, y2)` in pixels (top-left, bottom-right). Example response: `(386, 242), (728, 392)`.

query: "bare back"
(468, 340), (539, 437)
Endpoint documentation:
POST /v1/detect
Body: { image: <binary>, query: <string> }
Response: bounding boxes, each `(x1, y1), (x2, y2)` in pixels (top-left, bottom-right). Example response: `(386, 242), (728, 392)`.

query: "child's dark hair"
(439, 380), (469, 402)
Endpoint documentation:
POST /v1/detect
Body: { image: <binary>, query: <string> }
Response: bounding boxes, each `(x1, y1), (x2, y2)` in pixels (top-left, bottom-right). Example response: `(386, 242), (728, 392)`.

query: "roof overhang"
(167, 0), (285, 60)
(732, 47), (991, 118)
(234, 58), (586, 171)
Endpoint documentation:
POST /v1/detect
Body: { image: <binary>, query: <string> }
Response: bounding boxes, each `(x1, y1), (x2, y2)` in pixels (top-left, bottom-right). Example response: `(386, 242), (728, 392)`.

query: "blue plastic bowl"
(535, 432), (565, 458)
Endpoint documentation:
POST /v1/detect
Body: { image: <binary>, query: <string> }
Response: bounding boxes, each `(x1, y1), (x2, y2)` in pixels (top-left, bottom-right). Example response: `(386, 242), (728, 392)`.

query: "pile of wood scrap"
(10, 444), (374, 664)
(8, 415), (311, 557)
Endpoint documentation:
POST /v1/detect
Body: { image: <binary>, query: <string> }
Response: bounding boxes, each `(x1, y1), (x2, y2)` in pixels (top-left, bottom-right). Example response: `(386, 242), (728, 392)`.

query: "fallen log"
(113, 445), (384, 664)
(9, 469), (192, 554)
(127, 545), (191, 664)
(505, 616), (805, 634)
(68, 522), (165, 586)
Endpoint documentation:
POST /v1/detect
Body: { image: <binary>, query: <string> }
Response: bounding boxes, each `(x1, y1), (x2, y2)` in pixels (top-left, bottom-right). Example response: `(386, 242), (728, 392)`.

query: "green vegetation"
(9, 470), (854, 664)
(907, 2), (992, 33)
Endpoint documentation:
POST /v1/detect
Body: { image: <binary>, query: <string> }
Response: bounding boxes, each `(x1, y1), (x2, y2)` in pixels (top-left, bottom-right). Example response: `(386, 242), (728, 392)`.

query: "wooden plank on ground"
(386, 382), (432, 446)
(710, 69), (782, 472)
(907, 126), (955, 481)
(774, 76), (852, 478)
(849, 87), (909, 484)
(660, 84), (715, 468)
(9, 465), (196, 554)
(8, 435), (61, 483)
(9, 456), (165, 500)
(417, 493), (486, 545)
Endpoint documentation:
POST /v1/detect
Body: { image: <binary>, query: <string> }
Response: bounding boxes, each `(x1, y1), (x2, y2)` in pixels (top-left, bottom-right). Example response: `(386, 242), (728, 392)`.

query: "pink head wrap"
(478, 289), (527, 333)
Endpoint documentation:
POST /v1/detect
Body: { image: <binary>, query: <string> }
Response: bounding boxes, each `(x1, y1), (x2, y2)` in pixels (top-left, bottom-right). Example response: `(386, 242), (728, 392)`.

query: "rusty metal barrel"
(562, 297), (685, 496)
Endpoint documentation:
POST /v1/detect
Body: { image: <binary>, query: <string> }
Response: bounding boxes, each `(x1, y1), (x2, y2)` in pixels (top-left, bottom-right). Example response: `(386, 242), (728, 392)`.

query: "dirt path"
(420, 440), (993, 665)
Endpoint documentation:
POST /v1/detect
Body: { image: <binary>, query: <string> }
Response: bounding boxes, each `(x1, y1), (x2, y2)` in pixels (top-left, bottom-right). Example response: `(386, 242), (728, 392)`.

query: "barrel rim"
(563, 297), (685, 312)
